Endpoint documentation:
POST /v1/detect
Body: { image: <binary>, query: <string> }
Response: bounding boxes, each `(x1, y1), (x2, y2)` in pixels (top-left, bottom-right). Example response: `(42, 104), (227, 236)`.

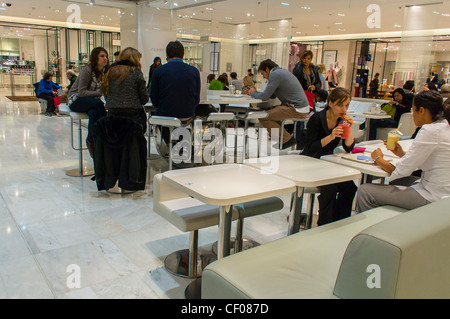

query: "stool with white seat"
(204, 113), (235, 164)
(148, 116), (192, 170)
(66, 112), (94, 177)
(153, 173), (284, 280)
(234, 111), (268, 163)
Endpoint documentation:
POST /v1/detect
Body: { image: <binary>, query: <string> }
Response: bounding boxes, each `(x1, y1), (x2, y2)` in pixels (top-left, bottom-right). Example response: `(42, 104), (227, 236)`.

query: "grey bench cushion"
(201, 205), (407, 299)
(334, 197), (450, 299)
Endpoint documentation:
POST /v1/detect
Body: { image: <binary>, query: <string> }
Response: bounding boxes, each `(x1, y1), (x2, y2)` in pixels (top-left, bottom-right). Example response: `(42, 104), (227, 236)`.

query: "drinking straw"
(394, 123), (403, 135)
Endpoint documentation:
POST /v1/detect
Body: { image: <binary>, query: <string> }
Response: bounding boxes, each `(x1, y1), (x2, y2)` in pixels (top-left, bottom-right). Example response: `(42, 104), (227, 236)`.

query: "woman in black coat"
(302, 87), (357, 226)
(147, 56), (161, 89)
(293, 50), (322, 94)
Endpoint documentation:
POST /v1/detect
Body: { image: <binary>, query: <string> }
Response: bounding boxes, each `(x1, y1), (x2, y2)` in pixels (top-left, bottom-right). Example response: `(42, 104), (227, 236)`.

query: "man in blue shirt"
(150, 40), (200, 120)
(37, 72), (62, 117)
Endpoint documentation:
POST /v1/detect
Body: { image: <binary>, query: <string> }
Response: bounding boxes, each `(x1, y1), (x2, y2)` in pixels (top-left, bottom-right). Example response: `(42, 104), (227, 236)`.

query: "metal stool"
(38, 99), (47, 114)
(148, 116), (193, 170)
(66, 112), (94, 177)
(280, 118), (308, 150)
(235, 111), (268, 163)
(204, 113), (235, 164)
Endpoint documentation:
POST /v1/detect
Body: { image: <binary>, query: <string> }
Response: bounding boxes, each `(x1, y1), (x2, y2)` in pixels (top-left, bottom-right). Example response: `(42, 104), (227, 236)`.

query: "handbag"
(381, 102), (396, 120)
(305, 91), (315, 111)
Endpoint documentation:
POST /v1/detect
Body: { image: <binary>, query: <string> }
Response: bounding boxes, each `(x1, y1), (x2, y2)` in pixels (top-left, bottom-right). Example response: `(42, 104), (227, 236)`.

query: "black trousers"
(317, 181), (357, 226)
(37, 93), (55, 113)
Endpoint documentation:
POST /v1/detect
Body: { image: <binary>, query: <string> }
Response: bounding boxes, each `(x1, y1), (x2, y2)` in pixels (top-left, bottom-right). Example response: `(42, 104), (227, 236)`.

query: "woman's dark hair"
(300, 50), (314, 61)
(217, 74), (229, 86)
(154, 56), (161, 63)
(43, 72), (53, 80)
(207, 74), (215, 83)
(89, 47), (109, 80)
(166, 41), (184, 59)
(413, 90), (444, 122)
(443, 98), (450, 124)
(327, 87), (351, 105)
(392, 88), (406, 102)
(258, 59), (278, 72)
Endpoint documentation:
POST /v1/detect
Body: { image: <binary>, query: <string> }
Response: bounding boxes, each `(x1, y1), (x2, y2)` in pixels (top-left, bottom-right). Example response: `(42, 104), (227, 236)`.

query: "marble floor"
(0, 90), (304, 299)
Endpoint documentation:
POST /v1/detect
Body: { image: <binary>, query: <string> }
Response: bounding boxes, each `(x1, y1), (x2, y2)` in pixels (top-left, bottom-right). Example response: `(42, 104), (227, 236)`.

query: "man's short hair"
(166, 41), (184, 59)
(67, 69), (76, 76)
(230, 72), (237, 79)
(258, 59), (278, 72)
(403, 80), (415, 91)
(114, 51), (120, 56)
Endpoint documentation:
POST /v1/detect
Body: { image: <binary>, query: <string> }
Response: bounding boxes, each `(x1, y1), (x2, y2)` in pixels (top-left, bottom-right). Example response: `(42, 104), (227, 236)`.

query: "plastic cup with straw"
(386, 123), (402, 150)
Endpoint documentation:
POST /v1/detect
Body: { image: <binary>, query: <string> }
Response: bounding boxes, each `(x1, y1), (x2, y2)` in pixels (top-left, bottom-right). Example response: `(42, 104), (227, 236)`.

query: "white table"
(246, 155), (361, 234)
(347, 111), (391, 140)
(161, 164), (296, 259)
(359, 139), (413, 155)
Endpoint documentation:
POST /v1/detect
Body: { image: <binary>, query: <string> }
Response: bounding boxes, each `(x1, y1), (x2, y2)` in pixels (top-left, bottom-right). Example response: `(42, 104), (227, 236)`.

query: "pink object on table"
(351, 147), (366, 154)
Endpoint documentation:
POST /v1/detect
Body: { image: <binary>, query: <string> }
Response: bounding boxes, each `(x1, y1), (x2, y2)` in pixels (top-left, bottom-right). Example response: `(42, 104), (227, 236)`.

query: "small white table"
(359, 139), (413, 155)
(161, 164), (296, 259)
(347, 111), (391, 140)
(246, 155), (361, 234)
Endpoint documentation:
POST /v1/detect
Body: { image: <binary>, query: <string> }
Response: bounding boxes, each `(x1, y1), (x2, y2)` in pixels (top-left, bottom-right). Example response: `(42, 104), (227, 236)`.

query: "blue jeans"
(369, 118), (398, 140)
(69, 97), (106, 143)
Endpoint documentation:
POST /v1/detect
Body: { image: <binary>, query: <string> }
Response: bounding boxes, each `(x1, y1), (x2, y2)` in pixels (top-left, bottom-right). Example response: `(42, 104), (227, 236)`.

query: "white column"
(120, 4), (176, 83)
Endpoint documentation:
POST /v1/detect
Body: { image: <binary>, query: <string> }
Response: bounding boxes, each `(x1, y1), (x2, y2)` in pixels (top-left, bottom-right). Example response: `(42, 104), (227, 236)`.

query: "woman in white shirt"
(357, 90), (450, 212)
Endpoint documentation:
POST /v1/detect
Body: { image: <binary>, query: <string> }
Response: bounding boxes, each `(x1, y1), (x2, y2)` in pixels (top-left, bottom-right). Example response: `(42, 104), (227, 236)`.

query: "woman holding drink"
(357, 91), (450, 213)
(302, 87), (357, 226)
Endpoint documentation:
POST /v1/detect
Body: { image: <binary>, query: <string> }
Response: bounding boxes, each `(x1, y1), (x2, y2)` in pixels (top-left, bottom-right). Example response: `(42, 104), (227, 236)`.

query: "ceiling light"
(89, 0), (95, 5)
(281, 2), (290, 5)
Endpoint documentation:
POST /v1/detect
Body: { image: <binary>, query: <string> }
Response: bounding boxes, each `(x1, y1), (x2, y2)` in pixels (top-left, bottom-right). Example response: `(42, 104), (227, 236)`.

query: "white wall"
(33, 36), (47, 79)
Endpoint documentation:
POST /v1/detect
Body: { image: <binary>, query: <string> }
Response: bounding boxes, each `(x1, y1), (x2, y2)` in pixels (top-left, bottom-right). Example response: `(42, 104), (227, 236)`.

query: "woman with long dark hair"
(358, 91), (450, 212)
(302, 87), (357, 226)
(68, 47), (109, 157)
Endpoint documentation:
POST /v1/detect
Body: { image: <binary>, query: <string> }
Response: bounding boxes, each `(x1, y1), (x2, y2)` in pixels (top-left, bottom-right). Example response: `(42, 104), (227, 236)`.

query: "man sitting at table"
(150, 40), (201, 144)
(246, 59), (310, 149)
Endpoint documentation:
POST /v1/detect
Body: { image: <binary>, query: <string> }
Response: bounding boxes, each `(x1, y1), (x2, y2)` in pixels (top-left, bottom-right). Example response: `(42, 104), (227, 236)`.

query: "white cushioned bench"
(201, 198), (450, 299)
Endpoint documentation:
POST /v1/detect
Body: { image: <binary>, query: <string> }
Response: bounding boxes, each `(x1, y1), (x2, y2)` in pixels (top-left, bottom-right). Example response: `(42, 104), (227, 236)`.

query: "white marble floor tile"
(35, 242), (119, 295)
(92, 238), (141, 276)
(91, 272), (159, 299)
(0, 255), (54, 299)
(43, 215), (100, 248)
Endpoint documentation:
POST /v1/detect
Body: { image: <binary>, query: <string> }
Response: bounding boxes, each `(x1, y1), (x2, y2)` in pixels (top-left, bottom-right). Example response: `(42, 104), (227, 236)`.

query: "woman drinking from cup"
(302, 87), (357, 226)
(357, 91), (450, 213)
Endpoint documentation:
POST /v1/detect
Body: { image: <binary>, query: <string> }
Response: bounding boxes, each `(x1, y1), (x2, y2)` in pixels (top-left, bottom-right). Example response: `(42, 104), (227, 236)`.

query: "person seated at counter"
(301, 87), (357, 226)
(246, 59), (310, 149)
(369, 87), (412, 140)
(37, 72), (62, 117)
(101, 47), (149, 131)
(150, 40), (200, 144)
(357, 91), (450, 213)
(230, 72), (242, 91)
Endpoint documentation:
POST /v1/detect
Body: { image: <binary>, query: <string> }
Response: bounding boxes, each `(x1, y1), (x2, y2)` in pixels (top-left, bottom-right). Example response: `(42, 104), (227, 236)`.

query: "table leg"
(364, 118), (371, 141)
(288, 187), (304, 235)
(218, 205), (233, 259)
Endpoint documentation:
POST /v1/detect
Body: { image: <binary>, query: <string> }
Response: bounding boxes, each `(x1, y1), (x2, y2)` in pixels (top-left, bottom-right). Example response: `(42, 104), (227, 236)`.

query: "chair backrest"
(349, 100), (376, 123)
(398, 112), (416, 137)
(334, 197), (450, 299)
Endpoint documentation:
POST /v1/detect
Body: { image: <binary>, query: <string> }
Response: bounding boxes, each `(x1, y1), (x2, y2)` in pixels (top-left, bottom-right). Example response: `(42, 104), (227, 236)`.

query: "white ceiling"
(0, 0), (449, 40)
